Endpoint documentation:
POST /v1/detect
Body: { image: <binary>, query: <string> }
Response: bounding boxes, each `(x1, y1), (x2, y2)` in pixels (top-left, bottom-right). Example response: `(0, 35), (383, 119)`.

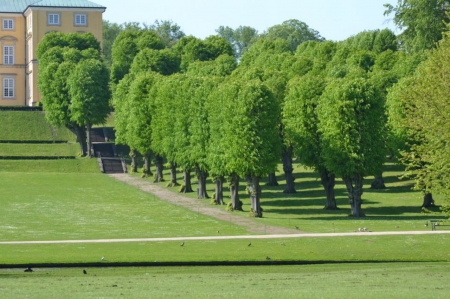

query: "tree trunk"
(283, 146), (296, 193)
(370, 172), (386, 189)
(246, 175), (262, 217)
(230, 173), (242, 210)
(343, 175), (365, 217)
(267, 173), (279, 186)
(154, 155), (164, 183)
(196, 165), (209, 199)
(214, 176), (225, 205)
(69, 124), (87, 157)
(167, 162), (179, 187)
(422, 193), (435, 208)
(86, 121), (92, 158)
(321, 170), (337, 210)
(183, 169), (193, 193)
(130, 149), (138, 173)
(143, 152), (152, 177)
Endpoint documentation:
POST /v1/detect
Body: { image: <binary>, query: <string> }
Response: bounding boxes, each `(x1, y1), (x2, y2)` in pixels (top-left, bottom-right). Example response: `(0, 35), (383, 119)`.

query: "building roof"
(0, 0), (105, 13)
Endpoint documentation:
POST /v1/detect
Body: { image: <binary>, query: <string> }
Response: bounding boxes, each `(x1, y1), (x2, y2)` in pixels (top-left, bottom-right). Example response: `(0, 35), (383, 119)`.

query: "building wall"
(0, 13), (26, 106)
(0, 7), (104, 106)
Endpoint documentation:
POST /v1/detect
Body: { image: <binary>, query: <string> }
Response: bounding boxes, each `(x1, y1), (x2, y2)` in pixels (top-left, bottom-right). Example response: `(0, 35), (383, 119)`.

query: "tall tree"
(37, 32), (108, 156)
(384, 0), (450, 53)
(68, 59), (110, 157)
(318, 77), (385, 217)
(216, 25), (259, 59)
(265, 19), (325, 51)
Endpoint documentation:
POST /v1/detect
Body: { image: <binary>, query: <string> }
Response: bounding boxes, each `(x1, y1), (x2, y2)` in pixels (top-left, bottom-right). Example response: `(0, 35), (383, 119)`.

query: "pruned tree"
(318, 76), (385, 217)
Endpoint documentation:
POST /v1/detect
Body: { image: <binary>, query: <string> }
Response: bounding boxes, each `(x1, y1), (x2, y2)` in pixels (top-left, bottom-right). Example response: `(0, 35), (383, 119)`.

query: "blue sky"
(102, 0), (399, 42)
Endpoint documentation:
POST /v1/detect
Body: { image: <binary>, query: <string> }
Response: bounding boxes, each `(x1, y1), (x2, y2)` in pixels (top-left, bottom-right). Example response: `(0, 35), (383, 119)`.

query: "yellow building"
(0, 0), (106, 106)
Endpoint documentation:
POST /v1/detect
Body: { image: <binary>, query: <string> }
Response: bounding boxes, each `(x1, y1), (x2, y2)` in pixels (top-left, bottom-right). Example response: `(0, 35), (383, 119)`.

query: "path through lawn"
(108, 173), (298, 235)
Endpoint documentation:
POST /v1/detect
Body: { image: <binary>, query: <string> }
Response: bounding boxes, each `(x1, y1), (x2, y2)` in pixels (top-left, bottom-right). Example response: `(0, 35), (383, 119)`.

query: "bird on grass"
(83, 270), (87, 275)
(217, 230), (220, 234)
(101, 256), (105, 261)
(281, 242), (285, 246)
(266, 256), (271, 261)
(24, 267), (33, 272)
(248, 242), (251, 247)
(180, 242), (184, 247)
(295, 226), (299, 230)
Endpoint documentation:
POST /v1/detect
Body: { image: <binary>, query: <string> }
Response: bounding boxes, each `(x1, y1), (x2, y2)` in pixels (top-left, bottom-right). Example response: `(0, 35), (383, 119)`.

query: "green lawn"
(0, 172), (249, 242)
(0, 159), (99, 173)
(1, 263), (450, 298)
(0, 143), (79, 157)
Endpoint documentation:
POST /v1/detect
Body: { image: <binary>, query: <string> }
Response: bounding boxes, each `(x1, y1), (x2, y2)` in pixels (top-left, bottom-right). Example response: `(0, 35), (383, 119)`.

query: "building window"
(3, 46), (14, 65)
(74, 14), (87, 26)
(3, 78), (14, 98)
(48, 14), (60, 25)
(3, 19), (14, 30)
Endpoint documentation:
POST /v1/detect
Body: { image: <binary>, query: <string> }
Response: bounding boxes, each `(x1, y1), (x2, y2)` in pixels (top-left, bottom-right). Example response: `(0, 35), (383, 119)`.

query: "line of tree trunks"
(183, 169), (193, 193)
(246, 175), (262, 217)
(154, 155), (164, 182)
(196, 166), (209, 199)
(214, 176), (225, 205)
(321, 170), (337, 210)
(343, 175), (365, 217)
(283, 146), (296, 193)
(230, 173), (242, 210)
(167, 162), (179, 187)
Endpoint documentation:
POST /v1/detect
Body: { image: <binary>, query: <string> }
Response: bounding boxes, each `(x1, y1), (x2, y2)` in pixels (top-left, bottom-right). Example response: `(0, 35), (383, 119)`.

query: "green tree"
(68, 59), (110, 157)
(37, 32), (108, 156)
(384, 0), (450, 53)
(227, 80), (281, 217)
(283, 73), (338, 209)
(150, 20), (185, 48)
(265, 19), (325, 51)
(216, 25), (259, 59)
(318, 77), (385, 217)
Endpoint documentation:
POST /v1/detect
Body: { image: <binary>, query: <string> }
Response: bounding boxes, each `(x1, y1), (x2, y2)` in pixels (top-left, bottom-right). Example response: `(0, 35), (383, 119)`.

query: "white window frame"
(74, 14), (87, 26)
(3, 78), (15, 98)
(3, 46), (14, 65)
(2, 19), (14, 30)
(48, 13), (60, 26)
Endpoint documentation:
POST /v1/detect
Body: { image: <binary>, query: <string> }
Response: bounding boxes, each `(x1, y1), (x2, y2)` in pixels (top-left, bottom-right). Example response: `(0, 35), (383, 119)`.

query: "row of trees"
(37, 0), (450, 218)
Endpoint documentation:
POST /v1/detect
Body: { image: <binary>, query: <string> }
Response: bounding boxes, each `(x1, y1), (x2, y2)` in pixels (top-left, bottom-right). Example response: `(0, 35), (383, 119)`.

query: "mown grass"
(0, 111), (75, 141)
(2, 234), (450, 265)
(0, 172), (249, 242)
(0, 143), (79, 156)
(1, 263), (450, 298)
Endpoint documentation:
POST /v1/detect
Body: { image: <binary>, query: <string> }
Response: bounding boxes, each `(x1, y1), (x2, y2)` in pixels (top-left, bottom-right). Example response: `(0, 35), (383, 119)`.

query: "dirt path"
(108, 173), (298, 235)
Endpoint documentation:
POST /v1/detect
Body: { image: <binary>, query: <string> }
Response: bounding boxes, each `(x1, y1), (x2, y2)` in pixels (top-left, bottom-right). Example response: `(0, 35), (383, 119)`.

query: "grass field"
(2, 263), (450, 298)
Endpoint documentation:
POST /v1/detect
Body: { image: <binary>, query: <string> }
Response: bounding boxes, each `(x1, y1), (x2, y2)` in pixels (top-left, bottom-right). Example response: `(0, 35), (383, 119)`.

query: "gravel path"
(2, 231), (449, 245)
(108, 173), (299, 235)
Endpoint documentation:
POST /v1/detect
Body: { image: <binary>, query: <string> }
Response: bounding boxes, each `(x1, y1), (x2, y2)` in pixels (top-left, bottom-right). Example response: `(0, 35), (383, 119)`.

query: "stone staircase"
(91, 128), (127, 174)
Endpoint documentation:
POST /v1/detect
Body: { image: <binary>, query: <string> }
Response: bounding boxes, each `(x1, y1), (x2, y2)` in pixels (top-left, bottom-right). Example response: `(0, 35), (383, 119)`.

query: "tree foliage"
(384, 0), (450, 53)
